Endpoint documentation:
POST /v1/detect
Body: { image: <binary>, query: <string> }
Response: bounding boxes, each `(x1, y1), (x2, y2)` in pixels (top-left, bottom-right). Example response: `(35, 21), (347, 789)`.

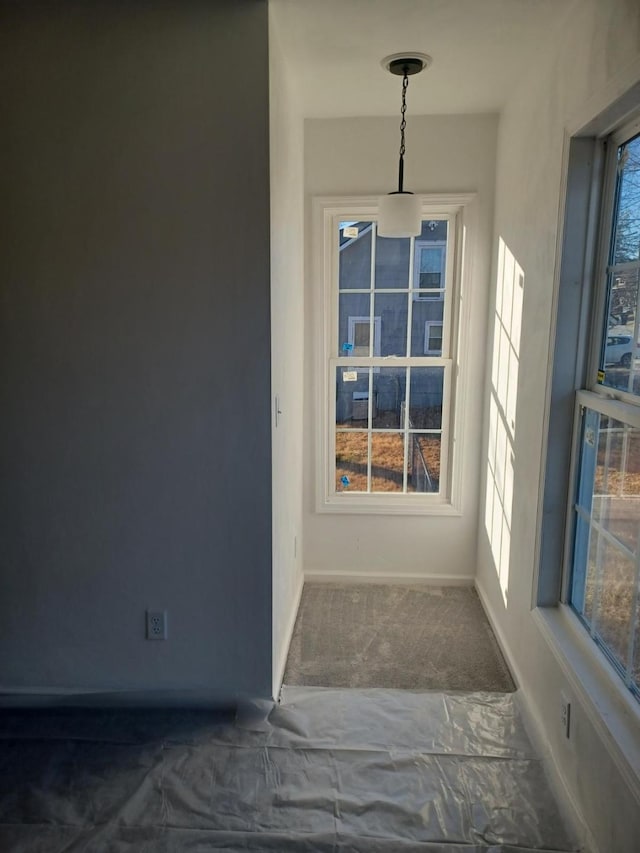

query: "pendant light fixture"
(378, 53), (431, 238)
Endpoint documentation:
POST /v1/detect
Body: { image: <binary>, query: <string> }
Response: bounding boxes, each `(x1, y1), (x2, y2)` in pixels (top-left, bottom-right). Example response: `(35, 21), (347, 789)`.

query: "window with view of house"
(347, 315), (381, 356)
(314, 197), (473, 513)
(424, 321), (443, 355)
(414, 240), (446, 300)
(568, 119), (640, 702)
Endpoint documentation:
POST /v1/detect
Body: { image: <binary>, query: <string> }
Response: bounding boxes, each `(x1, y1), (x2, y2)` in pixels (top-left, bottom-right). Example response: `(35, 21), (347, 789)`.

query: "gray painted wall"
(0, 1), (272, 701)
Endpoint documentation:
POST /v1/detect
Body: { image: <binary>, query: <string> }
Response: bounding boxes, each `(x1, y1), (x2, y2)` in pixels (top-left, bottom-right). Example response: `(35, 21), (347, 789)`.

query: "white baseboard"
(512, 689), (599, 853)
(474, 579), (523, 689)
(475, 579), (598, 853)
(272, 570), (304, 701)
(304, 571), (475, 586)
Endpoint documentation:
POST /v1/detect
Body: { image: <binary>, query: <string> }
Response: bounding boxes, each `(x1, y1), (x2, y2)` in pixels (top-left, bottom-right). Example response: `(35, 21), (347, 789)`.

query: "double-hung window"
(315, 196), (473, 513)
(567, 118), (640, 702)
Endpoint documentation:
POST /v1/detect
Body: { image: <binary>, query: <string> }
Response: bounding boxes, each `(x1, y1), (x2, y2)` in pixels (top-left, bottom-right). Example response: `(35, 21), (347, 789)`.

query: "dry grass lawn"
(335, 430), (440, 493)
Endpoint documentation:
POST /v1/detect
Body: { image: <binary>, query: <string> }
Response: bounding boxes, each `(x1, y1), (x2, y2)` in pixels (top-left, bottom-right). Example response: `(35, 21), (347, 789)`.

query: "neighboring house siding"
(337, 222), (446, 424)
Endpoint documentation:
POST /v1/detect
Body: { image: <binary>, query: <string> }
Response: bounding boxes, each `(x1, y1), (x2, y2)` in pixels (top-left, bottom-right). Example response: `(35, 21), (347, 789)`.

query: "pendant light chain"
(379, 53), (430, 237)
(397, 71), (409, 193)
(399, 72), (408, 159)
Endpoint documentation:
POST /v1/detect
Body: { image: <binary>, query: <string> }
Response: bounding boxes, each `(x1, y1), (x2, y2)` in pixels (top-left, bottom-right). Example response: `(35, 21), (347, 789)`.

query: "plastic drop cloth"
(0, 687), (577, 852)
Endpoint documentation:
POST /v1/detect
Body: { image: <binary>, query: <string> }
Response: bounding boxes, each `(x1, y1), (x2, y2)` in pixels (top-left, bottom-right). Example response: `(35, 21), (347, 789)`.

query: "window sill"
(317, 495), (462, 516)
(533, 604), (640, 801)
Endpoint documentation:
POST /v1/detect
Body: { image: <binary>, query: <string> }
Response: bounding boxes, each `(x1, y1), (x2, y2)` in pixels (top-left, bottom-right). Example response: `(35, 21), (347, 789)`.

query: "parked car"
(604, 332), (638, 367)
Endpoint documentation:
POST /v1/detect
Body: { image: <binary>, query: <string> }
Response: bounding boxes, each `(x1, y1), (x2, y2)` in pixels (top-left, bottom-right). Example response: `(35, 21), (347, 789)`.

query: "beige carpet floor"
(284, 583), (515, 692)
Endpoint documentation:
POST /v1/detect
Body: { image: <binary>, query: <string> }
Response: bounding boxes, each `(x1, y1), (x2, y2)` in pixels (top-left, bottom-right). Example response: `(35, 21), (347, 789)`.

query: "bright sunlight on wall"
(485, 238), (524, 605)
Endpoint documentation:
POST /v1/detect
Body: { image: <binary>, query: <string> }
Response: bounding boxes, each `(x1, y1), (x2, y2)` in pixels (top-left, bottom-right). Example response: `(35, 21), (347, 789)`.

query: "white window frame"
(424, 321), (444, 356)
(313, 194), (476, 515)
(536, 97), (640, 812)
(561, 117), (640, 701)
(413, 240), (446, 300)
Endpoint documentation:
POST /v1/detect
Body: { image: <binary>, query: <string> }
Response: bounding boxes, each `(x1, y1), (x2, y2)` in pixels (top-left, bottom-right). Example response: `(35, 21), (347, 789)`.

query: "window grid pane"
(598, 132), (640, 398)
(333, 365), (445, 495)
(407, 434), (441, 493)
(612, 134), (640, 265)
(333, 215), (453, 501)
(570, 403), (640, 700)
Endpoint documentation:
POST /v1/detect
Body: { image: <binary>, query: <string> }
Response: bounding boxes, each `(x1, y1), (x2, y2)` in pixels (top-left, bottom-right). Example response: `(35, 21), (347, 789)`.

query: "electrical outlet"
(146, 610), (168, 640)
(560, 692), (571, 739)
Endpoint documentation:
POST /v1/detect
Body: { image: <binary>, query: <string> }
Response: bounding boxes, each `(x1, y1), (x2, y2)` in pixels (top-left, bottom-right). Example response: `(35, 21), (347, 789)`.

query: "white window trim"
(534, 83), (640, 819)
(561, 119), (640, 617)
(424, 321), (444, 356)
(312, 194), (477, 515)
(557, 118), (640, 712)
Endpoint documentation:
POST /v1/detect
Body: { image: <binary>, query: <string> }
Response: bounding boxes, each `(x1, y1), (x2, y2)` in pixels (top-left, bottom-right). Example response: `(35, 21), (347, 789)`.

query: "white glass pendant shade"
(378, 192), (421, 238)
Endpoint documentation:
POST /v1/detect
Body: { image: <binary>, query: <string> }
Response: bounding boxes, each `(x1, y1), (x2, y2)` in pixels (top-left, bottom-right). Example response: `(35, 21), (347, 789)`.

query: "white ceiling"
(270, 0), (573, 117)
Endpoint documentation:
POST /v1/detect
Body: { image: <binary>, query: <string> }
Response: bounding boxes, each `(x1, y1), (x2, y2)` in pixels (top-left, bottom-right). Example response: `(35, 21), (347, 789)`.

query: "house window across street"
(413, 240), (446, 300)
(424, 321), (444, 356)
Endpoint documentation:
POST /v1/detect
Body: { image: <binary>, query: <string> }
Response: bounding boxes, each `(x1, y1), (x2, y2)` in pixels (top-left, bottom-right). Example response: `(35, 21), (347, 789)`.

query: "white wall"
(0, 1), (273, 705)
(303, 115), (497, 580)
(475, 0), (640, 849)
(269, 12), (305, 696)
